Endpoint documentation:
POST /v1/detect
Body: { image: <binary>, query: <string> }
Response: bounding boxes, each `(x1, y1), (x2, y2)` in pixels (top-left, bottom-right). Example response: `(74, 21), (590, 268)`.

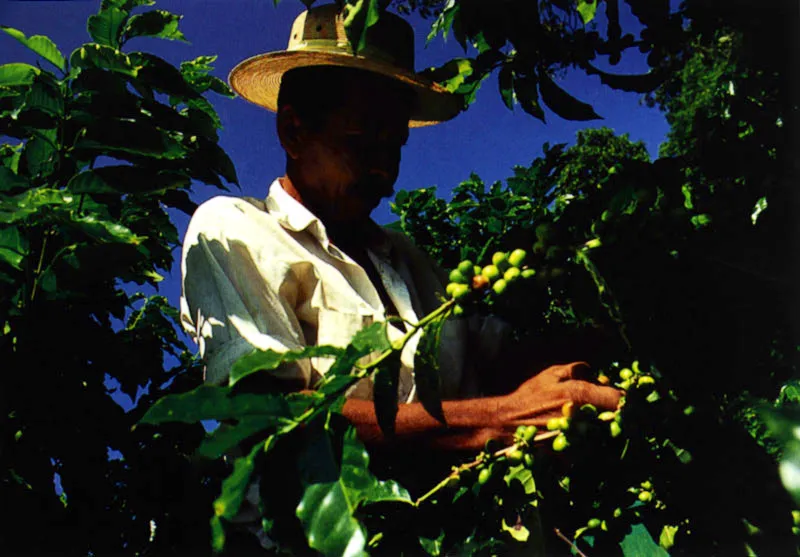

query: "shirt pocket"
(314, 308), (375, 399)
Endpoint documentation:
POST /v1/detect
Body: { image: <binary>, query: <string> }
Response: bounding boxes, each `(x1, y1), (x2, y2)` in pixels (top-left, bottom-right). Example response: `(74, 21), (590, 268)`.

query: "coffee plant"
(3, 0), (797, 555)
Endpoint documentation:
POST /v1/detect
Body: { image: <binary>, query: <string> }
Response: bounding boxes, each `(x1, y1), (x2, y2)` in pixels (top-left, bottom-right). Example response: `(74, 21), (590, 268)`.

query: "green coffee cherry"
(457, 260), (475, 277)
(492, 278), (508, 295)
(492, 251), (508, 266)
(637, 375), (655, 387)
(524, 453), (535, 468)
(546, 417), (562, 431)
(587, 518), (601, 529)
(473, 265), (482, 277)
(632, 360), (642, 374)
(522, 425), (536, 441)
(508, 248), (527, 268)
(446, 282), (459, 297)
(598, 411), (616, 422)
(613, 507), (622, 519)
(449, 269), (468, 284)
(507, 449), (524, 465)
(478, 467), (492, 485)
(609, 421), (622, 438)
(521, 269), (536, 279)
(552, 433), (569, 452)
(619, 368), (633, 380)
(482, 264), (500, 282)
(532, 240), (546, 255)
(638, 491), (653, 503)
(504, 267), (521, 282)
(451, 284), (470, 300)
(453, 304), (465, 317)
(640, 480), (653, 490)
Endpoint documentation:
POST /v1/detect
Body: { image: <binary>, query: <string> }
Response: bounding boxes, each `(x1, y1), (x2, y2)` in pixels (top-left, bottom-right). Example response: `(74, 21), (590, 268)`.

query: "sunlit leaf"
(659, 524), (679, 550)
(140, 384), (291, 424)
(213, 442), (262, 520)
(70, 44), (139, 77)
(230, 344), (343, 386)
(64, 214), (145, 245)
(501, 518), (530, 542)
(0, 63), (40, 88)
(296, 424), (411, 557)
(426, 0), (458, 44)
(198, 416), (277, 460)
(0, 27), (66, 72)
(87, 6), (128, 48)
(576, 0), (598, 24)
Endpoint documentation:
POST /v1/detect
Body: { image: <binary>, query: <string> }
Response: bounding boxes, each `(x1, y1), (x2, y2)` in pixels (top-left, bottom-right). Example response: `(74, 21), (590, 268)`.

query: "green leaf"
(123, 10), (187, 43)
(87, 7), (128, 48)
(197, 416), (276, 460)
(21, 77), (64, 117)
(620, 524), (669, 557)
(66, 167), (191, 194)
(426, 0), (458, 44)
(502, 518), (530, 542)
(0, 167), (28, 193)
(74, 119), (186, 160)
(498, 65), (515, 111)
(577, 0), (598, 24)
(0, 27), (66, 72)
(296, 424), (411, 557)
(514, 73), (545, 122)
(373, 352), (401, 437)
(139, 384), (291, 424)
(0, 63), (40, 87)
(350, 321), (391, 354)
(342, 0), (381, 54)
(64, 214), (145, 245)
(504, 464), (536, 496)
(0, 226), (28, 271)
(421, 58), (474, 94)
(0, 188), (72, 223)
(213, 442), (262, 520)
(70, 44), (139, 77)
(230, 344), (343, 386)
(102, 0), (155, 9)
(414, 314), (447, 425)
(659, 524), (679, 550)
(20, 130), (58, 178)
(538, 70), (600, 121)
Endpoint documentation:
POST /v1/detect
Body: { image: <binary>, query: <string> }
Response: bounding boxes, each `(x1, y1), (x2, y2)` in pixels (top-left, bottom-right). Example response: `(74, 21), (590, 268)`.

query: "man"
(181, 4), (620, 453)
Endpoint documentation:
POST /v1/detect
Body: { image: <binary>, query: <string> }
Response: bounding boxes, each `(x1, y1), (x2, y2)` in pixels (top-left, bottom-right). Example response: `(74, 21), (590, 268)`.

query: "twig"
(554, 528), (589, 557)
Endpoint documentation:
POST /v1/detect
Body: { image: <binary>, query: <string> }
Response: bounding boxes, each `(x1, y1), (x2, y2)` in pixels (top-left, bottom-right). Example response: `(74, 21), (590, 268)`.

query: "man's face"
(288, 72), (412, 226)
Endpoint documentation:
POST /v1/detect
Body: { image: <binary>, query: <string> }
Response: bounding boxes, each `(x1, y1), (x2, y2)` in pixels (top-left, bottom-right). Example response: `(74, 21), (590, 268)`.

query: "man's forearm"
(343, 396), (507, 451)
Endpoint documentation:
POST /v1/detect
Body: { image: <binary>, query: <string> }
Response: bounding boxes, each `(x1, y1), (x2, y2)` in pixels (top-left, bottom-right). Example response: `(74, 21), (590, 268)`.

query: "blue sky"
(1, 0), (670, 405)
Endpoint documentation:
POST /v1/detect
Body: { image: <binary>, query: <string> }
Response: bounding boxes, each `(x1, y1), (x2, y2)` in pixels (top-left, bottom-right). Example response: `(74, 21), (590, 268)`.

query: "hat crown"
(287, 4), (415, 72)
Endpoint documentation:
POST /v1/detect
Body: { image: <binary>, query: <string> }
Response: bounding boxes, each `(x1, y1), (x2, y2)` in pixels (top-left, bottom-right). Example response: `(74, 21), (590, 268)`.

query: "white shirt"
(180, 179), (496, 402)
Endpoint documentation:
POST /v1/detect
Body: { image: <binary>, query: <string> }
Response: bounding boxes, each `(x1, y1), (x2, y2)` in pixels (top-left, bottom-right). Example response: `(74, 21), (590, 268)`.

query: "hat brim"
(228, 50), (463, 128)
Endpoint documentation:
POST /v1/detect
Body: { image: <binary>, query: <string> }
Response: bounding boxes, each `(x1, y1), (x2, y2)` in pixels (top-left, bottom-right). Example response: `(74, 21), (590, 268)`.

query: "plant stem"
(554, 528), (588, 557)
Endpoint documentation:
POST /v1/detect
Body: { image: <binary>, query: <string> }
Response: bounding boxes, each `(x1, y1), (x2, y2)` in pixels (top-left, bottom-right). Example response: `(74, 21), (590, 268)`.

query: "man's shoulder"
(186, 195), (283, 241)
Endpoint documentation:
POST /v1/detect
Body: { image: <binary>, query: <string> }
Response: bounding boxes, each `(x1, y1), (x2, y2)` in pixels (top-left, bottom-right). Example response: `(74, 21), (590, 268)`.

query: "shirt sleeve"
(180, 196), (312, 386)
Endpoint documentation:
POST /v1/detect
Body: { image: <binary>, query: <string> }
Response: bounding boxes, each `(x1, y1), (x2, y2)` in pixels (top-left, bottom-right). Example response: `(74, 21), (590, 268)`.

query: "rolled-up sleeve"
(180, 197), (312, 386)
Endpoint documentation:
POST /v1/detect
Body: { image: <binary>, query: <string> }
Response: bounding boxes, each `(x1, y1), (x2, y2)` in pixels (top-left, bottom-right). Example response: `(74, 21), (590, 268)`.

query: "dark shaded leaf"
(213, 442), (262, 520)
(0, 167), (29, 193)
(514, 73), (545, 122)
(124, 10), (187, 43)
(538, 71), (600, 121)
(74, 119), (186, 159)
(584, 63), (663, 93)
(20, 130), (58, 178)
(67, 166), (191, 194)
(373, 351), (401, 437)
(0, 226), (28, 271)
(0, 187), (72, 223)
(0, 27), (66, 72)
(342, 0), (382, 54)
(414, 314), (447, 425)
(498, 64), (514, 111)
(197, 416), (276, 460)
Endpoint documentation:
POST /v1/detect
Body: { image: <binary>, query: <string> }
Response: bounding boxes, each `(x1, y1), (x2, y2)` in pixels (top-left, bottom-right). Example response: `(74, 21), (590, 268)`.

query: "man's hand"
(343, 362), (622, 451)
(498, 362), (622, 429)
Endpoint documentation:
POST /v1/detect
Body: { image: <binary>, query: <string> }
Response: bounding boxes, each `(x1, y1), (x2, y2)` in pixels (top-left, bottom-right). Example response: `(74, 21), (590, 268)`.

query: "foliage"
(0, 1), (235, 554)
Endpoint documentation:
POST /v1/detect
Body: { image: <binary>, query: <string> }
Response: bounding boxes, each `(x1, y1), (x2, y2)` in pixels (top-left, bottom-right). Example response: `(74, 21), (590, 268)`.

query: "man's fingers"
(575, 381), (623, 411)
(544, 361), (592, 382)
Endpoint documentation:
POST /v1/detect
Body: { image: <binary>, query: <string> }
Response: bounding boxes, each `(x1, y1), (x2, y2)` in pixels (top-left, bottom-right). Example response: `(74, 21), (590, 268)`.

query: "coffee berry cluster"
(445, 249), (536, 313)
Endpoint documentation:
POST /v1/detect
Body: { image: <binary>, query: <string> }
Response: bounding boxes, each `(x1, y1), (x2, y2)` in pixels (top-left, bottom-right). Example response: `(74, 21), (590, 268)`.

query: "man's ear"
(277, 105), (305, 160)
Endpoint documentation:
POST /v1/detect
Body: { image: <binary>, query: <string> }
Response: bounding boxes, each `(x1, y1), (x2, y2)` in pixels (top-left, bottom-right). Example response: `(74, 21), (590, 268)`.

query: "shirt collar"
(263, 179), (393, 259)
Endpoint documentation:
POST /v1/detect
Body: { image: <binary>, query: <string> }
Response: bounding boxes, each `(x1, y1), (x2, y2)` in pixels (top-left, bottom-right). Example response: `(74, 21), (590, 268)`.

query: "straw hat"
(228, 3), (462, 127)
